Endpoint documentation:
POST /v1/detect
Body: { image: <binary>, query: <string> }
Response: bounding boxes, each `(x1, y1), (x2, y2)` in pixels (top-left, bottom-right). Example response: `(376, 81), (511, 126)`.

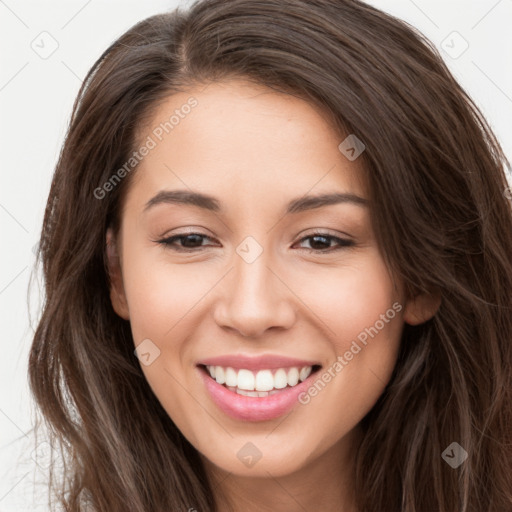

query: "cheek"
(121, 251), (211, 417)
(291, 251), (403, 435)
(122, 250), (215, 343)
(293, 249), (401, 351)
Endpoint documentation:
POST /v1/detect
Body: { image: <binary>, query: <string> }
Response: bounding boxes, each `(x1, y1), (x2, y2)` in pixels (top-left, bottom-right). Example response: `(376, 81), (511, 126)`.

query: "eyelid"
(296, 227), (352, 239)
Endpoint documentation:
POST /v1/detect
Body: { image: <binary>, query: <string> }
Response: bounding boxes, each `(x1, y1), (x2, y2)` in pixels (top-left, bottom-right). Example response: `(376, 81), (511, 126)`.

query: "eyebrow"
(143, 189), (369, 215)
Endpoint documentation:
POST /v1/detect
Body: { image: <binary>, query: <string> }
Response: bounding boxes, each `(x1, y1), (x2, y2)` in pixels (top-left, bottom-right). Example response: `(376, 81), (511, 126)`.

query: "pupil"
(310, 235), (329, 249)
(182, 234), (202, 247)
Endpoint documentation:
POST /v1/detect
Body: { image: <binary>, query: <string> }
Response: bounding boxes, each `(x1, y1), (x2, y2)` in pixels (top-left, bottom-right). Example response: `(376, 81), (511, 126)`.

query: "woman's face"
(108, 79), (433, 478)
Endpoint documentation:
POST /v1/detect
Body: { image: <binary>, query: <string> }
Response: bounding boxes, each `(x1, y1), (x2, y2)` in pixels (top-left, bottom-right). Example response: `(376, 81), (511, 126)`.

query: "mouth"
(199, 364), (322, 397)
(196, 357), (322, 422)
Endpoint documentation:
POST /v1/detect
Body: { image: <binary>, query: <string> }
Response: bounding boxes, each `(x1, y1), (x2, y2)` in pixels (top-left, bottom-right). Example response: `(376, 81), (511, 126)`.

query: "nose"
(212, 246), (296, 338)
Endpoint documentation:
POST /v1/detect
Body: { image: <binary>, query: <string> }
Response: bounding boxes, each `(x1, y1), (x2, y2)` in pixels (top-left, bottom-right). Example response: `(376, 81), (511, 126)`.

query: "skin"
(107, 79), (440, 512)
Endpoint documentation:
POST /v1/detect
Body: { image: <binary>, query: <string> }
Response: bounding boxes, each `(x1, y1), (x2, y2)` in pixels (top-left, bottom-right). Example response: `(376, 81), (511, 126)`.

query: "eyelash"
(155, 232), (355, 254)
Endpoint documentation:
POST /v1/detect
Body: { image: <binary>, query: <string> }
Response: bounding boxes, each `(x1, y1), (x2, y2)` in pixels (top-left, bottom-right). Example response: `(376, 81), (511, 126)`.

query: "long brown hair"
(29, 0), (512, 510)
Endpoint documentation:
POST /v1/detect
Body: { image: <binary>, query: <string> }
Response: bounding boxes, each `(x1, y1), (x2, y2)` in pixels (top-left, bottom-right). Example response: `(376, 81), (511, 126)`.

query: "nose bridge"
(233, 243), (272, 301)
(213, 237), (295, 337)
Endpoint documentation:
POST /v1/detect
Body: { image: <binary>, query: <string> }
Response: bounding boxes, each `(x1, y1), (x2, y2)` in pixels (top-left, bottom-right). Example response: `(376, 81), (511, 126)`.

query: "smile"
(197, 355), (322, 421)
(205, 365), (315, 396)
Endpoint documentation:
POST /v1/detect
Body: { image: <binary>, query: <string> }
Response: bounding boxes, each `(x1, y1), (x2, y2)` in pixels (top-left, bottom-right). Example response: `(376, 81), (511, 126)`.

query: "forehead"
(126, 79), (367, 210)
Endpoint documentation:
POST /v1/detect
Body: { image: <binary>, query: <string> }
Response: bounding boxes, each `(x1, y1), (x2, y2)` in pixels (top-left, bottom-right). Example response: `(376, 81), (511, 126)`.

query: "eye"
(154, 231), (355, 254)
(293, 232), (355, 253)
(155, 232), (217, 253)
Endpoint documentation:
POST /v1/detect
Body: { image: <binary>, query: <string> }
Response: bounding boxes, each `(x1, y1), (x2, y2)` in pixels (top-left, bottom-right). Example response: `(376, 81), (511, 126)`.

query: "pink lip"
(197, 354), (320, 371)
(197, 364), (320, 422)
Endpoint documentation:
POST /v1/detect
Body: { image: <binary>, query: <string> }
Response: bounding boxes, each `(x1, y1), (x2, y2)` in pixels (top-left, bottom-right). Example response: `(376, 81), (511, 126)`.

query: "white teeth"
(273, 368), (288, 389)
(287, 367), (299, 386)
(205, 364), (315, 393)
(215, 366), (225, 385)
(299, 366), (312, 382)
(255, 370), (274, 391)
(237, 369), (255, 390)
(236, 388), (258, 397)
(225, 367), (237, 387)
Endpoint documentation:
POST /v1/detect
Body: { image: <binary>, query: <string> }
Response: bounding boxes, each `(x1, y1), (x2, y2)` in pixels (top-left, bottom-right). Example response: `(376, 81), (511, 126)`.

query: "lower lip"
(198, 366), (318, 422)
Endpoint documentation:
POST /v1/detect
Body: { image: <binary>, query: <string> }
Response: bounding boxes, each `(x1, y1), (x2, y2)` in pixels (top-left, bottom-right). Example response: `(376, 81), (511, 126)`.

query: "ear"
(106, 228), (130, 320)
(403, 289), (441, 326)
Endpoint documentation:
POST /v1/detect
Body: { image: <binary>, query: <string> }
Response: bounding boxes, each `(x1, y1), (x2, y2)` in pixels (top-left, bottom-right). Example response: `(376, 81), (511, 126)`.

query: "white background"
(1, 1), (511, 510)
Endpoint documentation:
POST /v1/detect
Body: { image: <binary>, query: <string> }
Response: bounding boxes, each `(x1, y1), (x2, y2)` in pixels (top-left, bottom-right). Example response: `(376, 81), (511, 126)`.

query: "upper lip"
(197, 354), (321, 371)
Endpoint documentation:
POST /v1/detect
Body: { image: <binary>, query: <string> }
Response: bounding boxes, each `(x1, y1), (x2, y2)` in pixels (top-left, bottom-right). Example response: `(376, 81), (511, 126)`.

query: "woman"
(29, 0), (512, 510)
